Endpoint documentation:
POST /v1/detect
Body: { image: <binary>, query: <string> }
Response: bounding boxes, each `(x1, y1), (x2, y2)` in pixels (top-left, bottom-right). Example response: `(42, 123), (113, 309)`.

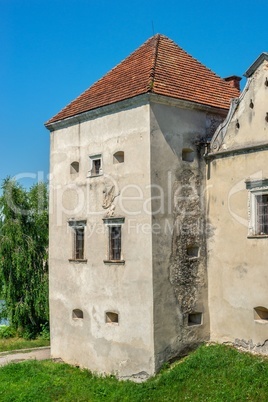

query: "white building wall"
(49, 102), (155, 378)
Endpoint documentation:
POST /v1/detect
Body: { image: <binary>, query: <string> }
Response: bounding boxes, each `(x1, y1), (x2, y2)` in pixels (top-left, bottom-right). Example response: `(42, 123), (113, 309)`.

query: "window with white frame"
(68, 220), (87, 260)
(103, 217), (125, 263)
(88, 154), (102, 177)
(246, 179), (268, 236)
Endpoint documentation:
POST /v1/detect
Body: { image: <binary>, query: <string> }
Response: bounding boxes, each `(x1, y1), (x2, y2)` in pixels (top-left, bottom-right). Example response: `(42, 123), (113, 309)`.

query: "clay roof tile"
(46, 34), (239, 125)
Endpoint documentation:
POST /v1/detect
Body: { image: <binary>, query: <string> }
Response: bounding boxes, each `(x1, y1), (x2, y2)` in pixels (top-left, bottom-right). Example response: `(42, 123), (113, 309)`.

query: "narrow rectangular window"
(103, 217), (125, 264)
(256, 195), (268, 235)
(246, 179), (268, 237)
(89, 154), (102, 177)
(74, 227), (84, 260)
(92, 159), (101, 175)
(109, 226), (121, 260)
(68, 220), (86, 261)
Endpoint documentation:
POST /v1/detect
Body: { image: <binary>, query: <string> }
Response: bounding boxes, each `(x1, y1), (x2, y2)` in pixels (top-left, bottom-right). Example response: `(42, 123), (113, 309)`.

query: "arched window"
(72, 309), (84, 319)
(254, 307), (268, 321)
(105, 311), (119, 324)
(113, 151), (124, 164)
(70, 161), (79, 174)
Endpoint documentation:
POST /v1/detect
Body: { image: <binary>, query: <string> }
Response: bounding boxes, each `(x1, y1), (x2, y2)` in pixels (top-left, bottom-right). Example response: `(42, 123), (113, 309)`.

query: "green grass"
(0, 336), (50, 353)
(0, 344), (268, 401)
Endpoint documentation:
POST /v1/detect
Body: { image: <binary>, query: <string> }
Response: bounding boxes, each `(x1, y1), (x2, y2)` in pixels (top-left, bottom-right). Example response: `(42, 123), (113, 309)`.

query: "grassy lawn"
(0, 344), (268, 401)
(0, 337), (50, 353)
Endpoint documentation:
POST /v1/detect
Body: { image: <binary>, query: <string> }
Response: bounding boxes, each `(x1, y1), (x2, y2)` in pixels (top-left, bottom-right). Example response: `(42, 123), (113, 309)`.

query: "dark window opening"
(254, 306), (268, 321)
(113, 151), (124, 164)
(106, 311), (119, 324)
(72, 309), (84, 319)
(256, 194), (268, 235)
(188, 312), (202, 326)
(92, 159), (101, 175)
(109, 226), (121, 261)
(74, 227), (84, 260)
(182, 148), (194, 162)
(70, 161), (79, 174)
(186, 245), (199, 258)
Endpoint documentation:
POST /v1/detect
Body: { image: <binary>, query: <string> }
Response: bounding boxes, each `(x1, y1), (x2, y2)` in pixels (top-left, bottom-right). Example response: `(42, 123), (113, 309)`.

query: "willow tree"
(0, 178), (49, 338)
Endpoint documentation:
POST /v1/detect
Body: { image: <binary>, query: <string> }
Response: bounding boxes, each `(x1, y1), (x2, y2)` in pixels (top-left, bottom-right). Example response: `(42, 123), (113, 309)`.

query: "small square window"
(182, 148), (194, 162)
(89, 155), (102, 177)
(188, 312), (202, 326)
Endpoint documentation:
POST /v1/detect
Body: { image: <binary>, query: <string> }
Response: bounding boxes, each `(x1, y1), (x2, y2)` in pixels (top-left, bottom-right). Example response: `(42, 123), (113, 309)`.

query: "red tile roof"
(46, 35), (240, 125)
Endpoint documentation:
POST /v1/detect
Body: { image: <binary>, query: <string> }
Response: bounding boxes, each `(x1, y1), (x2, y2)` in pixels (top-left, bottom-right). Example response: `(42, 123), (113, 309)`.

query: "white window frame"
(88, 154), (103, 177)
(247, 179), (268, 237)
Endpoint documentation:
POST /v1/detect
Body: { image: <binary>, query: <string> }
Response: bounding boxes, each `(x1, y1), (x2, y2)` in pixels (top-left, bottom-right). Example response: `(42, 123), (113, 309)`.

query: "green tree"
(0, 178), (49, 338)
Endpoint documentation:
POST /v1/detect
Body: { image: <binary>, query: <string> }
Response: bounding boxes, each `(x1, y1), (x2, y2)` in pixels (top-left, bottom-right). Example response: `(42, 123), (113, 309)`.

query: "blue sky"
(1, 0), (267, 191)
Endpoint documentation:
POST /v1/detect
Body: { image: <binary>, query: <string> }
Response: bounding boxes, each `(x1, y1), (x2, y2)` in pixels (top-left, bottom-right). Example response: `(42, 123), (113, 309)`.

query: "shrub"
(0, 326), (16, 339)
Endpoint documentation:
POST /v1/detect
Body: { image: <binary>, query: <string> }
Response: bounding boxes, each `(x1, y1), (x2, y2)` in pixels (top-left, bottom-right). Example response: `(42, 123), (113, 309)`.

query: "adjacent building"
(46, 35), (267, 380)
(207, 52), (268, 353)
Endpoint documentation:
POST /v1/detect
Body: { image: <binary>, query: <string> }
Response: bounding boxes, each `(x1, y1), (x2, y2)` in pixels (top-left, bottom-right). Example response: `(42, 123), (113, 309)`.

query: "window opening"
(256, 194), (268, 235)
(68, 220), (86, 261)
(188, 312), (202, 326)
(113, 151), (124, 164)
(106, 311), (119, 324)
(70, 161), (79, 174)
(182, 148), (194, 162)
(186, 245), (199, 258)
(103, 217), (125, 263)
(72, 309), (84, 319)
(74, 227), (84, 260)
(92, 159), (101, 175)
(254, 307), (268, 321)
(89, 155), (102, 177)
(109, 226), (121, 260)
(246, 180), (268, 237)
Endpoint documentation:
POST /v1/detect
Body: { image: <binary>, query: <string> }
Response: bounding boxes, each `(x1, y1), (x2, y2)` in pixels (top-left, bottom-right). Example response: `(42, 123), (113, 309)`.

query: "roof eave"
(45, 92), (230, 132)
(44, 94), (151, 132)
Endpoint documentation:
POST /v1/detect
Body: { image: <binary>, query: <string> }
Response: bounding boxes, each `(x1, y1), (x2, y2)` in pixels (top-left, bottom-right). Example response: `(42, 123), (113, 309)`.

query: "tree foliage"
(0, 178), (49, 338)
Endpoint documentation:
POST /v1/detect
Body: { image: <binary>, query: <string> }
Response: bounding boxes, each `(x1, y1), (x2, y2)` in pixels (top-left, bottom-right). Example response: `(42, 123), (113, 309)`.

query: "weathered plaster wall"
(207, 60), (268, 352)
(49, 101), (155, 379)
(149, 102), (223, 369)
(207, 152), (268, 349)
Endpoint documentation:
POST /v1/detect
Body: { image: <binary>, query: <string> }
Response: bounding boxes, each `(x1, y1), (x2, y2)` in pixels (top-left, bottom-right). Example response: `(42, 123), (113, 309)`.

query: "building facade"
(45, 35), (251, 379)
(207, 52), (268, 353)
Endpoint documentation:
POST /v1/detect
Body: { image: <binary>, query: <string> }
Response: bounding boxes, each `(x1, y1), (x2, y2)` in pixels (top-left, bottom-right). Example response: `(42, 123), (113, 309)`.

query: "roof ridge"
(147, 34), (161, 92)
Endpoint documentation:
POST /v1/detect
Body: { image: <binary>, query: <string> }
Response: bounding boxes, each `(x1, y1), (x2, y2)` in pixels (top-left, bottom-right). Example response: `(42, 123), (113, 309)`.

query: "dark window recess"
(188, 312), (202, 326)
(72, 309), (84, 319)
(254, 306), (268, 321)
(70, 161), (79, 174)
(92, 159), (101, 175)
(74, 227), (85, 260)
(182, 148), (194, 162)
(186, 245), (199, 258)
(256, 195), (268, 235)
(106, 312), (119, 324)
(109, 226), (121, 260)
(113, 151), (124, 164)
